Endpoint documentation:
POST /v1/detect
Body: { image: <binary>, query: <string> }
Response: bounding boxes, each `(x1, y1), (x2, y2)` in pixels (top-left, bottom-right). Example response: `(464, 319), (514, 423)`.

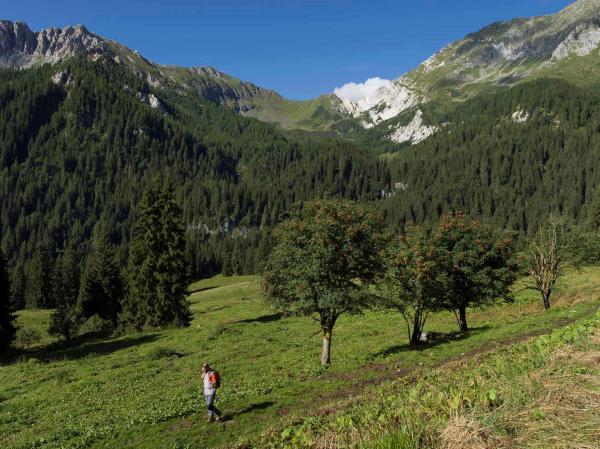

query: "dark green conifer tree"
(587, 186), (600, 232)
(49, 246), (82, 341)
(52, 246), (81, 308)
(9, 265), (26, 310)
(79, 232), (123, 323)
(25, 246), (55, 309)
(121, 182), (191, 329)
(0, 248), (16, 355)
(231, 239), (242, 276)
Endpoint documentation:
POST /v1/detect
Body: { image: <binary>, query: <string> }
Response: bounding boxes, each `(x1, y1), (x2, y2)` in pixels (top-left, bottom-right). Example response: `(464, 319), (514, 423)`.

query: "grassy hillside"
(257, 293), (600, 449)
(2, 269), (600, 448)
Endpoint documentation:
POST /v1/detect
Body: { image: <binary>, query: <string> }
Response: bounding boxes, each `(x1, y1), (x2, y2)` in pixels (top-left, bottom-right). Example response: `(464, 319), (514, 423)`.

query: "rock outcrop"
(334, 0), (600, 142)
(0, 20), (107, 68)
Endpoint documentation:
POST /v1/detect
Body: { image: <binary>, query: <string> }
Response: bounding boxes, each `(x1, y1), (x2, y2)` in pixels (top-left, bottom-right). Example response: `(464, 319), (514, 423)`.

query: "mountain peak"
(557, 0), (600, 23)
(0, 20), (106, 68)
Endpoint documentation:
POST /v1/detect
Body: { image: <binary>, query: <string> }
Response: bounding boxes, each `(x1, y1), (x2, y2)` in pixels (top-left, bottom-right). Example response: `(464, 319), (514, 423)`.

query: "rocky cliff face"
(2, 0), (600, 141)
(183, 66), (283, 112)
(0, 21), (107, 68)
(335, 0), (600, 144)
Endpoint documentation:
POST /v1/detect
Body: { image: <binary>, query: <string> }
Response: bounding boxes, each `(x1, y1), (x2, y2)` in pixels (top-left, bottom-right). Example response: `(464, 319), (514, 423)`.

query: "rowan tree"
(263, 199), (385, 366)
(380, 227), (448, 346)
(434, 213), (518, 332)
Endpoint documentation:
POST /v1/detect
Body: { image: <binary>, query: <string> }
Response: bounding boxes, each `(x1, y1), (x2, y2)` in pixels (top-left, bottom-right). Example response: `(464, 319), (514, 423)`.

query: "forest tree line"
(0, 58), (389, 281)
(3, 60), (600, 358)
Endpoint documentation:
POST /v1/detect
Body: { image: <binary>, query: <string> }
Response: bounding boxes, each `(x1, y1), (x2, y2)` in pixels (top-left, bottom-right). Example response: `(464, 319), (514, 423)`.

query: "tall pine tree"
(121, 182), (191, 329)
(25, 246), (55, 309)
(49, 246), (82, 341)
(79, 231), (123, 323)
(0, 248), (16, 355)
(9, 265), (26, 310)
(52, 246), (81, 308)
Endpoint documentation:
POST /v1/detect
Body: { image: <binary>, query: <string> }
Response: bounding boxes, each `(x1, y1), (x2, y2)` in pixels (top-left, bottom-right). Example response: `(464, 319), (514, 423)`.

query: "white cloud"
(333, 77), (392, 102)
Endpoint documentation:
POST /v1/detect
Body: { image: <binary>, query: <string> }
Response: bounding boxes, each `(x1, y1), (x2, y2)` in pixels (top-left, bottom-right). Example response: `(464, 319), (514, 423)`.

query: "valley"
(3, 1), (600, 448)
(2, 269), (600, 448)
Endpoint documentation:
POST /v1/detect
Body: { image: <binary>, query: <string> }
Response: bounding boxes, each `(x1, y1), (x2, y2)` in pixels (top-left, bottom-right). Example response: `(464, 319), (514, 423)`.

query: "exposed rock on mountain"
(0, 21), (107, 68)
(338, 80), (420, 128)
(335, 0), (600, 143)
(389, 110), (438, 144)
(2, 0), (600, 142)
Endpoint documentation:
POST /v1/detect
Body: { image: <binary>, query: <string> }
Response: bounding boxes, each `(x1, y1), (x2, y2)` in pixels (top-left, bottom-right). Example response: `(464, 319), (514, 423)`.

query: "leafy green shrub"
(15, 328), (41, 349)
(78, 315), (114, 337)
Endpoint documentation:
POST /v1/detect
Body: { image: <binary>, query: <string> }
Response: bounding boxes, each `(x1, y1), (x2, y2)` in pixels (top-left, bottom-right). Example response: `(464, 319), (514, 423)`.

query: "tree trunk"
(321, 328), (332, 366)
(410, 324), (422, 347)
(458, 306), (469, 333)
(410, 312), (423, 346)
(542, 290), (551, 310)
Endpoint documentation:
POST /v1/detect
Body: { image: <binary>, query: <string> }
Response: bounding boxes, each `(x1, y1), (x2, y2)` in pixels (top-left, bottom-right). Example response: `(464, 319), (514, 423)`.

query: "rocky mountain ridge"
(0, 21), (107, 67)
(2, 0), (600, 144)
(334, 0), (600, 143)
(0, 20), (317, 125)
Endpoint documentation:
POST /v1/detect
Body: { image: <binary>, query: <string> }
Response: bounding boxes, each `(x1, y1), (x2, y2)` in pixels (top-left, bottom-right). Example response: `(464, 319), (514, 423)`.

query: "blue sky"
(3, 0), (575, 99)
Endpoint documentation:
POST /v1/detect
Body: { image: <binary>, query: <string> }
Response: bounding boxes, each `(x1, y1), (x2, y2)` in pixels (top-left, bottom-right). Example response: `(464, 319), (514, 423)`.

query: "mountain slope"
(333, 0), (600, 143)
(0, 57), (389, 276)
(0, 20), (351, 131)
(4, 0), (600, 142)
(381, 78), (600, 233)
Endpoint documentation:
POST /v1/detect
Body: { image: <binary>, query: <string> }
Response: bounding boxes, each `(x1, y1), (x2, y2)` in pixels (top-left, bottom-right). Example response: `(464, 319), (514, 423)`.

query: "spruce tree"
(231, 239), (242, 276)
(0, 248), (16, 355)
(587, 186), (600, 232)
(79, 232), (123, 323)
(49, 246), (82, 341)
(121, 182), (191, 329)
(48, 303), (80, 341)
(52, 247), (81, 308)
(9, 264), (26, 310)
(25, 246), (55, 309)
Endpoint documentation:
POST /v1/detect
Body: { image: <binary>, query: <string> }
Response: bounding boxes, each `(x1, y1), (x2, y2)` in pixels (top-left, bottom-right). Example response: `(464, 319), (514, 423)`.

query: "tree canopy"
(263, 199), (385, 365)
(434, 213), (518, 332)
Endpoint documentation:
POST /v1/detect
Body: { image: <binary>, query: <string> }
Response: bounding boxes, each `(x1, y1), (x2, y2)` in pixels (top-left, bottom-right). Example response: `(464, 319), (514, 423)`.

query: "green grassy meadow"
(1, 269), (600, 448)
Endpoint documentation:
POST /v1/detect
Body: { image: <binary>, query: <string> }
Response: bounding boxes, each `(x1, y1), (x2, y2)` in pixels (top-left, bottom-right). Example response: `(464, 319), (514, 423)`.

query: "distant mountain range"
(4, 0), (600, 276)
(1, 0), (600, 144)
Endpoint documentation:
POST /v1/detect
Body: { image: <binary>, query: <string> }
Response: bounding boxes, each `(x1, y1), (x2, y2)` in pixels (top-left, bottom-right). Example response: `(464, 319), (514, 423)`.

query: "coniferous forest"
(384, 79), (600, 234)
(3, 59), (600, 314)
(0, 58), (390, 285)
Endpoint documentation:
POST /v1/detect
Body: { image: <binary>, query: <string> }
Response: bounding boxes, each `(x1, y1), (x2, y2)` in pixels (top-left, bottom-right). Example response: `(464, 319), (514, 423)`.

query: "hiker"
(201, 362), (222, 422)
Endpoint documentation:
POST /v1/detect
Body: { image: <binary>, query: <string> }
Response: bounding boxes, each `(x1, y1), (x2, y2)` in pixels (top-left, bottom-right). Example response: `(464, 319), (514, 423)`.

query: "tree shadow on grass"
(40, 334), (160, 361)
(235, 401), (275, 417)
(188, 285), (219, 295)
(215, 401), (275, 423)
(236, 313), (284, 324)
(374, 325), (491, 358)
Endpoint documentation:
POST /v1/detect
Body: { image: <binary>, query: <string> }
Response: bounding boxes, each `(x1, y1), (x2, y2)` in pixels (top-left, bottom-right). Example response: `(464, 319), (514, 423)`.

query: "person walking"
(201, 362), (222, 422)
